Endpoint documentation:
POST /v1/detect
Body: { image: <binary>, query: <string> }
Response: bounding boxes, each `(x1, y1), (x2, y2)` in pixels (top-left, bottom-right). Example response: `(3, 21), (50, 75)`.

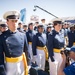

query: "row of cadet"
(0, 18), (75, 48)
(0, 10), (75, 75)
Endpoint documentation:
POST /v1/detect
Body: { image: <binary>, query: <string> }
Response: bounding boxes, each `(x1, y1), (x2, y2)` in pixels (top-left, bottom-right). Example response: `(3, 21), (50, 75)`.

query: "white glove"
(32, 55), (37, 63)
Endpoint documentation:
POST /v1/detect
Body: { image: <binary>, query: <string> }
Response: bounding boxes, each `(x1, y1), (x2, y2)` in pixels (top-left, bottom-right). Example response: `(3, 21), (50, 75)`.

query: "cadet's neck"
(38, 31), (43, 34)
(55, 28), (60, 32)
(9, 29), (17, 32)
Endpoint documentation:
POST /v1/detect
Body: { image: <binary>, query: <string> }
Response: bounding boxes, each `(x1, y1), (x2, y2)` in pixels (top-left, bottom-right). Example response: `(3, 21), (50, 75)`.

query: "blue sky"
(0, 0), (75, 23)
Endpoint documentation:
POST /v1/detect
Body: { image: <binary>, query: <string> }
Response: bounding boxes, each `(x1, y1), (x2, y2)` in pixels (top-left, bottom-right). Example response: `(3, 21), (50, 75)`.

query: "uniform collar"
(71, 30), (75, 33)
(28, 30), (33, 33)
(8, 29), (17, 34)
(38, 32), (42, 36)
(53, 30), (59, 34)
(47, 31), (50, 33)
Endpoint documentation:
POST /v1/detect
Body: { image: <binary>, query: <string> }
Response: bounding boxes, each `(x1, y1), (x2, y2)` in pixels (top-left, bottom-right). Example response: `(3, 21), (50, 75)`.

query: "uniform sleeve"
(47, 33), (54, 57)
(26, 32), (29, 43)
(32, 35), (37, 55)
(0, 36), (6, 75)
(24, 34), (30, 65)
(24, 34), (29, 52)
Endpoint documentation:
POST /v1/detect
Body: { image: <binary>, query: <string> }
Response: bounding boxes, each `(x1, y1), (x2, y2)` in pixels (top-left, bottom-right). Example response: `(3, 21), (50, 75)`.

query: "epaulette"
(1, 31), (7, 35)
(50, 31), (53, 35)
(49, 31), (53, 35)
(36, 32), (38, 35)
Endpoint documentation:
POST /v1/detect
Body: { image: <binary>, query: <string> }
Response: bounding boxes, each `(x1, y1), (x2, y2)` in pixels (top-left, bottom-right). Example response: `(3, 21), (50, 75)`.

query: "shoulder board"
(49, 31), (53, 35)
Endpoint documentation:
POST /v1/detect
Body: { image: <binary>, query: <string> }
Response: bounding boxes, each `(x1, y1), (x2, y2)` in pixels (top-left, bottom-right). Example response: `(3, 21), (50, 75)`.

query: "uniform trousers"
(6, 60), (24, 75)
(36, 49), (45, 71)
(28, 44), (34, 62)
(49, 52), (62, 75)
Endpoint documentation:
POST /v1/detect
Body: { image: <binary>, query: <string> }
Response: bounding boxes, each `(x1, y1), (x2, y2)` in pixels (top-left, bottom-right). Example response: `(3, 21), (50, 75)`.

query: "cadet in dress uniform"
(26, 23), (36, 63)
(17, 21), (24, 32)
(0, 10), (29, 75)
(34, 22), (39, 31)
(46, 25), (53, 39)
(41, 19), (47, 33)
(0, 21), (8, 33)
(47, 20), (65, 75)
(62, 22), (69, 47)
(32, 25), (48, 71)
(62, 22), (70, 37)
(23, 24), (28, 33)
(67, 24), (75, 47)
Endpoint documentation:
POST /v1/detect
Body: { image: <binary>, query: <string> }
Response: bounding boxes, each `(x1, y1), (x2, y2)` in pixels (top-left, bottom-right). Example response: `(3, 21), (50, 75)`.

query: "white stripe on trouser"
(49, 52), (62, 75)
(6, 60), (24, 75)
(36, 49), (45, 71)
(28, 44), (34, 62)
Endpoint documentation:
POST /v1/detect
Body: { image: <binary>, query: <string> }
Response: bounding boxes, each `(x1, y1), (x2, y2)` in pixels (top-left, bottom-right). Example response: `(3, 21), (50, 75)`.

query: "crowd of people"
(0, 10), (75, 75)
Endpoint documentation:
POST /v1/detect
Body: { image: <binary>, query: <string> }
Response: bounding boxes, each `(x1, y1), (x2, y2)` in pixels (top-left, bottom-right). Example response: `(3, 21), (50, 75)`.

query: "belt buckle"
(60, 48), (64, 51)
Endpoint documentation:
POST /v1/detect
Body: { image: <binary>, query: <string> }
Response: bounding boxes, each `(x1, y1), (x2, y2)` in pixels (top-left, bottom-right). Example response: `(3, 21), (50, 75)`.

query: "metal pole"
(34, 5), (58, 18)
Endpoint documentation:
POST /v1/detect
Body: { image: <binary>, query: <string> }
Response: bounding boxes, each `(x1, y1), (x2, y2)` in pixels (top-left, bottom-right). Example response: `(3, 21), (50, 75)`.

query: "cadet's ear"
(6, 20), (9, 26)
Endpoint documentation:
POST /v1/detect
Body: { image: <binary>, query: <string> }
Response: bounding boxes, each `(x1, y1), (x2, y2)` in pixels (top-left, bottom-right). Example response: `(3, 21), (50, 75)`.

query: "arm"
(26, 32), (29, 43)
(0, 36), (6, 75)
(47, 33), (55, 62)
(24, 34), (29, 52)
(32, 35), (37, 55)
(32, 35), (38, 63)
(24, 34), (30, 65)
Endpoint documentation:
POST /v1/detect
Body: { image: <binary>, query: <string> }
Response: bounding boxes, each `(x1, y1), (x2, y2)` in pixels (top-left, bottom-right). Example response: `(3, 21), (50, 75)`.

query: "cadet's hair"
(28, 23), (33, 29)
(28, 23), (33, 27)
(53, 21), (62, 26)
(7, 19), (9, 21)
(23, 25), (27, 27)
(35, 22), (39, 24)
(53, 21), (58, 26)
(41, 19), (45, 21)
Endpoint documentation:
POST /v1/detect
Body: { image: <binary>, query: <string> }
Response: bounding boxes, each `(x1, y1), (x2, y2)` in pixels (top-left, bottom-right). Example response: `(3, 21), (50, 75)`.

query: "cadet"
(34, 22), (39, 31)
(67, 24), (75, 47)
(26, 23), (36, 63)
(41, 19), (47, 33)
(46, 25), (53, 39)
(23, 24), (28, 33)
(0, 10), (29, 75)
(41, 19), (46, 25)
(32, 25), (48, 71)
(47, 20), (65, 75)
(17, 21), (24, 32)
(0, 21), (8, 33)
(62, 22), (70, 37)
(62, 22), (69, 47)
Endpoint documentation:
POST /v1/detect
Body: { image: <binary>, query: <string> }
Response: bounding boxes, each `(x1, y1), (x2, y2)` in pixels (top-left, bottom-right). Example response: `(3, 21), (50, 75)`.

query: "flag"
(20, 8), (26, 23)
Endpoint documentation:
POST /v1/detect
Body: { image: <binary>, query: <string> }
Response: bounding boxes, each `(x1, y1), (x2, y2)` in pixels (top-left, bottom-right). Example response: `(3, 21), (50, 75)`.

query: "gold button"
(7, 44), (9, 47)
(9, 48), (11, 50)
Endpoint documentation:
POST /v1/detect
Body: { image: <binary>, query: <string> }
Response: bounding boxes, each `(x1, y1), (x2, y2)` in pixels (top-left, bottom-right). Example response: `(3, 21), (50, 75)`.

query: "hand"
(50, 56), (55, 62)
(61, 52), (66, 61)
(32, 55), (37, 64)
(0, 65), (5, 72)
